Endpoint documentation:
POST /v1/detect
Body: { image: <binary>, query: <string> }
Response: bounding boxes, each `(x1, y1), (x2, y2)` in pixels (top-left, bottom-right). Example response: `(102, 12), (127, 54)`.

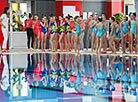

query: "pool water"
(0, 53), (138, 102)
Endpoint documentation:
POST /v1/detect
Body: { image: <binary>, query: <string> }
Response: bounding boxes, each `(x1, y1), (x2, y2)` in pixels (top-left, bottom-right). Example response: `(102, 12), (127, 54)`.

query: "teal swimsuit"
(122, 22), (128, 34)
(96, 23), (104, 38)
(103, 22), (107, 33)
(74, 24), (81, 36)
(130, 21), (136, 35)
(92, 21), (97, 34)
(110, 24), (116, 36)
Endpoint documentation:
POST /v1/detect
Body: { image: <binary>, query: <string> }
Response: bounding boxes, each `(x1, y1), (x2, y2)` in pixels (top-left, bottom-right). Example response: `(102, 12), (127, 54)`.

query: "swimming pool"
(0, 53), (138, 102)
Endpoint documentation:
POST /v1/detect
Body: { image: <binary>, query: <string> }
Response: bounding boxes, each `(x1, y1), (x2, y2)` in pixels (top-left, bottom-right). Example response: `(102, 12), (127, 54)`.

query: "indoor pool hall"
(0, 53), (138, 102)
(1, 0), (138, 102)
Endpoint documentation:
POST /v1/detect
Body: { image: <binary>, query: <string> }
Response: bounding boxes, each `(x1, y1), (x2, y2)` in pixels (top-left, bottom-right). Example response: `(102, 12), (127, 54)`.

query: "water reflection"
(1, 54), (138, 101)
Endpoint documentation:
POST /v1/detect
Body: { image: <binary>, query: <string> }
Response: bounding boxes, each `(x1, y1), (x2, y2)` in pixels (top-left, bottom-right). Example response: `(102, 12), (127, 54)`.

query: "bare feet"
(112, 52), (116, 54)
(48, 49), (52, 51)
(78, 52), (80, 55)
(130, 52), (133, 54)
(91, 51), (93, 54)
(55, 49), (57, 52)
(51, 50), (56, 52)
(96, 50), (98, 54)
(78, 50), (80, 54)
(66, 50), (69, 52)
(42, 49), (45, 52)
(122, 52), (126, 54)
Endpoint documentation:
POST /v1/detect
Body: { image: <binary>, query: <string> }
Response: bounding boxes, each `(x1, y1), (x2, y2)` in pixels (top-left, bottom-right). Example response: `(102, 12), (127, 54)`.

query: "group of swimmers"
(25, 13), (84, 54)
(0, 7), (138, 54)
(24, 12), (138, 54)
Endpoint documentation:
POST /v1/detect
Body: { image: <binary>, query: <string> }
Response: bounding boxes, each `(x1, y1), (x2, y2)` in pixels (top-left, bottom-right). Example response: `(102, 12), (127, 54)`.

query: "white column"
(27, 0), (31, 14)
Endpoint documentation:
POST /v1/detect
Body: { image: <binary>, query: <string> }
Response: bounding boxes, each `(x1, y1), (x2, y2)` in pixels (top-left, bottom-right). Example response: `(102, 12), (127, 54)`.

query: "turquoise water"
(0, 53), (138, 102)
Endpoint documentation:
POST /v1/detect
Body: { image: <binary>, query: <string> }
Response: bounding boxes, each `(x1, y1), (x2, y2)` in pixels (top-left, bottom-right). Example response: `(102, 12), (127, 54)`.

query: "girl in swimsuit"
(53, 16), (58, 51)
(133, 12), (138, 54)
(128, 12), (133, 33)
(49, 16), (58, 52)
(69, 16), (75, 50)
(96, 17), (105, 54)
(109, 17), (116, 54)
(58, 15), (65, 51)
(40, 16), (48, 51)
(102, 14), (108, 54)
(85, 15), (93, 50)
(115, 21), (121, 51)
(73, 16), (81, 54)
(129, 13), (137, 54)
(90, 14), (98, 53)
(65, 16), (72, 51)
(79, 15), (86, 51)
(137, 21), (138, 54)
(33, 14), (41, 50)
(120, 14), (128, 54)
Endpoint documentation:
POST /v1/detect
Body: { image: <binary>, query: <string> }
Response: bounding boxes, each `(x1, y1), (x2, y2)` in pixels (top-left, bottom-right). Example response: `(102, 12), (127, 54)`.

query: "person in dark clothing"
(25, 13), (34, 50)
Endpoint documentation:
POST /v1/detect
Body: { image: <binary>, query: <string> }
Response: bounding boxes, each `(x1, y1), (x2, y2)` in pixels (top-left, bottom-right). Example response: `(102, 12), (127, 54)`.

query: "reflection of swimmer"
(74, 56), (84, 92)
(110, 56), (120, 84)
(65, 55), (72, 81)
(129, 88), (137, 96)
(49, 54), (58, 88)
(94, 55), (107, 93)
(121, 56), (129, 93)
(0, 55), (9, 101)
(130, 72), (137, 91)
(129, 57), (137, 92)
(80, 55), (85, 75)
(59, 54), (65, 79)
(91, 55), (97, 87)
(95, 55), (112, 95)
(58, 54), (66, 89)
(41, 54), (48, 87)
(84, 55), (91, 78)
(33, 54), (42, 87)
(1, 55), (9, 91)
(26, 54), (36, 84)
(58, 76), (64, 89)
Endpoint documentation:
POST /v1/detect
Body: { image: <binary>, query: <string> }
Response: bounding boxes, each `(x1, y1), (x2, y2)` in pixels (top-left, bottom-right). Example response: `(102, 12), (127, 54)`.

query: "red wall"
(56, 1), (82, 17)
(107, 0), (124, 19)
(0, 0), (7, 50)
(56, 1), (63, 18)
(56, 0), (123, 20)
(107, 1), (112, 19)
(112, 1), (124, 15)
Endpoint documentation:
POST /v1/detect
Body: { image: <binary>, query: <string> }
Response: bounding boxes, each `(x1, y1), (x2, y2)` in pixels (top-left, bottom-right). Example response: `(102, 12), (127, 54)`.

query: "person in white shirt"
(0, 7), (13, 52)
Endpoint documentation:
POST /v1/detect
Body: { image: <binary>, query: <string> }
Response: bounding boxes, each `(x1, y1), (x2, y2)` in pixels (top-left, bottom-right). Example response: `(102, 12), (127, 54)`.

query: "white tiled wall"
(63, 6), (80, 17)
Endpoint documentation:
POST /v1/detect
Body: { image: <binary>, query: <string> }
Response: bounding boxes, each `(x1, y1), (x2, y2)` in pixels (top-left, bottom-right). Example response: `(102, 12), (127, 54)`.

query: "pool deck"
(1, 49), (138, 56)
